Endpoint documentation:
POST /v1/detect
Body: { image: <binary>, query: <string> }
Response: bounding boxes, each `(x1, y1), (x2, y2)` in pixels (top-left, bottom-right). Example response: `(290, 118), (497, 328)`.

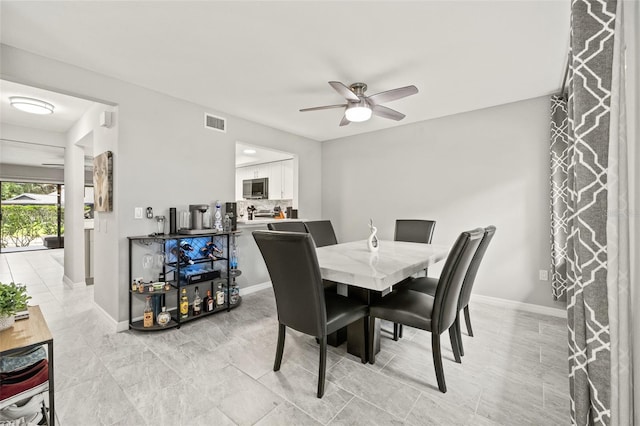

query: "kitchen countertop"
(237, 218), (306, 226)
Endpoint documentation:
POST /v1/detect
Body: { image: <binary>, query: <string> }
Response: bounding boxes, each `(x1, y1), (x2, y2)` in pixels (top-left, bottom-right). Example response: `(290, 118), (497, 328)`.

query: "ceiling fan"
(300, 81), (418, 126)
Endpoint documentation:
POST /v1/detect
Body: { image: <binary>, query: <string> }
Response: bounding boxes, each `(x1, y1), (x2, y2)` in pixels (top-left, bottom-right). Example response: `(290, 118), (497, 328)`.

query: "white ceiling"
(0, 80), (96, 168)
(236, 142), (293, 167)
(0, 1), (570, 142)
(0, 80), (96, 133)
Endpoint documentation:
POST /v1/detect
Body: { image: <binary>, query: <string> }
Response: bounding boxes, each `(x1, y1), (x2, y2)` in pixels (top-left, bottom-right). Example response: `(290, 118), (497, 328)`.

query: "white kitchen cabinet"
(268, 162), (283, 200)
(282, 159), (294, 200)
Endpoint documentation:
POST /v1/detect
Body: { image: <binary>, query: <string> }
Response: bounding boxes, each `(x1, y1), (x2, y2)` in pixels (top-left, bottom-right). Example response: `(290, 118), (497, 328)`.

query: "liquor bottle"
(193, 286), (202, 316)
(214, 200), (223, 231)
(216, 283), (225, 306)
(171, 247), (194, 266)
(180, 288), (189, 319)
(157, 306), (171, 327)
(204, 290), (214, 312)
(230, 281), (240, 305)
(143, 296), (154, 328)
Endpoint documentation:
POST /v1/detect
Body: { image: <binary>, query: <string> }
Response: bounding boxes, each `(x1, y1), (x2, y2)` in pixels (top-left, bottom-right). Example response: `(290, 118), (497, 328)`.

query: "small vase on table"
(367, 218), (379, 252)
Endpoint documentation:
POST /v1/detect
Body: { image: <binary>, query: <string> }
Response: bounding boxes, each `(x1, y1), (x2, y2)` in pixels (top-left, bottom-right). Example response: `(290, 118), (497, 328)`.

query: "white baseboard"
(63, 275), (85, 289)
(91, 301), (127, 332)
(240, 281), (272, 296)
(472, 294), (566, 318)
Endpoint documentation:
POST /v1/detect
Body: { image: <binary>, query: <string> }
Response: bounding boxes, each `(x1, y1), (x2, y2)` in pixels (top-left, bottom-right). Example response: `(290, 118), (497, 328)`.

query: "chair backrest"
(304, 220), (338, 247)
(458, 226), (496, 310)
(431, 228), (484, 334)
(394, 219), (436, 244)
(253, 231), (326, 337)
(267, 221), (308, 233)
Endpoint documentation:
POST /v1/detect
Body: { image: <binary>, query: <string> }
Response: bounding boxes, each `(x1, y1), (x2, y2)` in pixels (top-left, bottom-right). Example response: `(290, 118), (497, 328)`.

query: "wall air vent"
(204, 113), (226, 133)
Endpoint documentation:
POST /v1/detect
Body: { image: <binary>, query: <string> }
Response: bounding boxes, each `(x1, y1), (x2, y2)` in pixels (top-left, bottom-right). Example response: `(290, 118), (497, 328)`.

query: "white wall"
(322, 95), (563, 309)
(1, 44), (322, 324)
(0, 123), (66, 147)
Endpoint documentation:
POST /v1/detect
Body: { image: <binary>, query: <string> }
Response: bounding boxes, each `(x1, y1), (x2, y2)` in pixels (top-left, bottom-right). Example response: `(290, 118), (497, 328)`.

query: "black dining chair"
(392, 219), (437, 340)
(267, 221), (308, 232)
(394, 219), (436, 244)
(252, 230), (368, 398)
(304, 220), (338, 248)
(368, 228), (484, 393)
(405, 226), (496, 356)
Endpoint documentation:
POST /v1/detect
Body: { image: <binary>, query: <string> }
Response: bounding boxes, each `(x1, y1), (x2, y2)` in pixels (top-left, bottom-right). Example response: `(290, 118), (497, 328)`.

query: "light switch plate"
(134, 207), (143, 219)
(539, 270), (549, 281)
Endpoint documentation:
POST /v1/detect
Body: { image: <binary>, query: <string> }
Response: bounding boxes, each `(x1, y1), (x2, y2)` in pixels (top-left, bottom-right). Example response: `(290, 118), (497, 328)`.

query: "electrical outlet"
(539, 270), (549, 281)
(134, 207), (143, 219)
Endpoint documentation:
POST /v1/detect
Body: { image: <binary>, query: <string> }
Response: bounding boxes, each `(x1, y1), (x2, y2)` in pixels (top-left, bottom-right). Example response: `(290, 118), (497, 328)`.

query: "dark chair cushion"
(369, 290), (434, 332)
(325, 292), (368, 335)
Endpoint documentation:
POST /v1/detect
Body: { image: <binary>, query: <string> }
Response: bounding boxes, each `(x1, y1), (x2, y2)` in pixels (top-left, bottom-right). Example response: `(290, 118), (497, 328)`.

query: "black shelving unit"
(127, 231), (242, 331)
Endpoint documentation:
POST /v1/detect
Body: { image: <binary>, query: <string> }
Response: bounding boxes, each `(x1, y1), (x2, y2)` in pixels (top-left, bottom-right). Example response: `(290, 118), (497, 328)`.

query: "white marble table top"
(316, 240), (450, 292)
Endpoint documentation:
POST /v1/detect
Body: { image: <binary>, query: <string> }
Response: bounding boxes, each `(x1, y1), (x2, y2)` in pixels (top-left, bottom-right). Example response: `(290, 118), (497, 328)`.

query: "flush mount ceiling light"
(9, 97), (55, 115)
(344, 102), (372, 123)
(243, 149), (257, 154)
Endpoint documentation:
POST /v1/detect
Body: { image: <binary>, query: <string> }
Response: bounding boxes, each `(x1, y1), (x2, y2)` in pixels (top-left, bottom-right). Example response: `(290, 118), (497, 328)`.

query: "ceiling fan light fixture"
(10, 97), (55, 115)
(345, 103), (372, 122)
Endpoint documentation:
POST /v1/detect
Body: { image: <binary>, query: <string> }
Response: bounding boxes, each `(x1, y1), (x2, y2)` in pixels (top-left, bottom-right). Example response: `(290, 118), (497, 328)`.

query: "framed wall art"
(93, 150), (113, 212)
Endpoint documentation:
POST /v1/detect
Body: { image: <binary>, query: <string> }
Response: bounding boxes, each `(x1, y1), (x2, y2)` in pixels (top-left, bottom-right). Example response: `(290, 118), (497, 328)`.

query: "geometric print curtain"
(550, 95), (569, 301)
(564, 0), (618, 424)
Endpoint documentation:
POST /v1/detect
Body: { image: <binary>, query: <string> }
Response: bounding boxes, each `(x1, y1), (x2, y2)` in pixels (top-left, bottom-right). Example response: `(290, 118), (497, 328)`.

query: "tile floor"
(1, 249), (570, 425)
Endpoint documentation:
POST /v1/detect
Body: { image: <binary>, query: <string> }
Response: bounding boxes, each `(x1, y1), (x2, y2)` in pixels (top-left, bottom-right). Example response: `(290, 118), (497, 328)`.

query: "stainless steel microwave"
(242, 178), (269, 199)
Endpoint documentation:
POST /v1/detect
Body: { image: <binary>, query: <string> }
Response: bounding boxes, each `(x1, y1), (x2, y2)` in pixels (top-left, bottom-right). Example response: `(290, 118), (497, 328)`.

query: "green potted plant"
(0, 281), (31, 331)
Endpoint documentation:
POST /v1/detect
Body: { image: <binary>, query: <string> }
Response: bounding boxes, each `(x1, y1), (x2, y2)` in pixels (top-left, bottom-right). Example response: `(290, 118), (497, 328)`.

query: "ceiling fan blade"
(339, 114), (351, 127)
(372, 105), (406, 121)
(300, 104), (347, 112)
(367, 85), (418, 105)
(329, 81), (360, 101)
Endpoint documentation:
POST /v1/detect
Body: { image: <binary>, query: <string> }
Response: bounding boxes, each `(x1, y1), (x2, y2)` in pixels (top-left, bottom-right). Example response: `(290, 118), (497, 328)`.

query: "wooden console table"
(0, 306), (55, 425)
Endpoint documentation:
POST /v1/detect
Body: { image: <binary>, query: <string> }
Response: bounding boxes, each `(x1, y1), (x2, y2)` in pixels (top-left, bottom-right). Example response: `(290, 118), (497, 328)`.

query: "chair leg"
(464, 306), (473, 337)
(399, 324), (403, 338)
(393, 323), (399, 341)
(369, 316), (377, 364)
(274, 323), (286, 371)
(455, 313), (464, 357)
(432, 333), (447, 393)
(361, 317), (369, 364)
(448, 326), (461, 363)
(317, 335), (327, 398)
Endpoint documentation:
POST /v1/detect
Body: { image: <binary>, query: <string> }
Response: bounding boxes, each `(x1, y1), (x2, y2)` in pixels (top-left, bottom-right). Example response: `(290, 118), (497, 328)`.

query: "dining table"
(315, 239), (450, 362)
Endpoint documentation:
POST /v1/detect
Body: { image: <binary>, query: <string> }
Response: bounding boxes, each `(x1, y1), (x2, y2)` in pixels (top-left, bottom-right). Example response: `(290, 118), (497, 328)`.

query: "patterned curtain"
(561, 0), (625, 424)
(550, 95), (569, 300)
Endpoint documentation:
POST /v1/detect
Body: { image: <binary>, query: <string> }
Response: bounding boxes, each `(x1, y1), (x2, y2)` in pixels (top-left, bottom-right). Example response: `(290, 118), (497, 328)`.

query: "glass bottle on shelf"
(204, 290), (214, 312)
(157, 306), (171, 327)
(223, 214), (231, 232)
(180, 288), (189, 319)
(230, 281), (239, 305)
(193, 286), (202, 316)
(214, 200), (223, 231)
(143, 296), (154, 328)
(203, 290), (216, 312)
(216, 283), (225, 306)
